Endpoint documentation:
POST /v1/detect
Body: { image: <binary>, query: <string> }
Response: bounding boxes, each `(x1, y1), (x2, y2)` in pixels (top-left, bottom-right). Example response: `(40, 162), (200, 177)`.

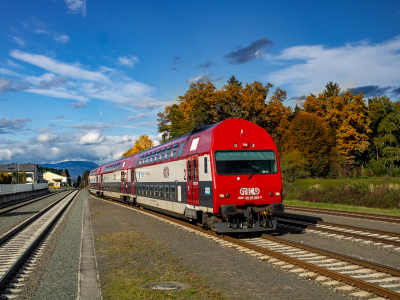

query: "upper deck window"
(165, 146), (172, 160)
(160, 148), (166, 160)
(171, 143), (179, 159)
(177, 141), (185, 157)
(146, 153), (150, 164)
(214, 151), (277, 175)
(155, 150), (161, 162)
(151, 151), (156, 163)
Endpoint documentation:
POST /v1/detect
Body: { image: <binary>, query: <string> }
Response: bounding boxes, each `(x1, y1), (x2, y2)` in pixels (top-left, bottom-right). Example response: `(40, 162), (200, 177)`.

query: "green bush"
(283, 181), (400, 209)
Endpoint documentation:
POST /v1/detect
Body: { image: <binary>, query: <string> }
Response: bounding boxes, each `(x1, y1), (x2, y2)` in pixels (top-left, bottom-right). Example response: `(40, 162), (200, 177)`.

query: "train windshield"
(214, 151), (277, 175)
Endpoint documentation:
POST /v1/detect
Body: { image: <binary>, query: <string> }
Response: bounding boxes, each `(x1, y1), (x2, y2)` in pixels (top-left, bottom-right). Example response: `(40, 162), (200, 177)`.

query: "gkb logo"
(240, 188), (260, 196)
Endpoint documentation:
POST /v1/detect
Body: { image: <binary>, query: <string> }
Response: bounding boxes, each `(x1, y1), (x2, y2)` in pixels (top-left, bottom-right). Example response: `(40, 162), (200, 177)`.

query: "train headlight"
(219, 194), (225, 198)
(275, 192), (281, 197)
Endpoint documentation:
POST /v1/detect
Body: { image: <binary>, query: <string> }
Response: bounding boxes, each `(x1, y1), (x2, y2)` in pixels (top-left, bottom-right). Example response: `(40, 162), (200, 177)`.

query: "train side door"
(186, 155), (199, 206)
(131, 169), (135, 195)
(121, 171), (125, 194)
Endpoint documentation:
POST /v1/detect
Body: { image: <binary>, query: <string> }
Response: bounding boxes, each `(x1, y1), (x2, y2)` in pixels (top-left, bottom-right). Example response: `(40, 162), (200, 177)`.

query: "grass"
(291, 178), (400, 189)
(284, 199), (400, 217)
(96, 230), (227, 300)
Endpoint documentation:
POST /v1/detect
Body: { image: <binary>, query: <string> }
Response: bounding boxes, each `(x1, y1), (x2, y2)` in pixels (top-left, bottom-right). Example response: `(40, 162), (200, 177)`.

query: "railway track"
(0, 190), (66, 217)
(0, 190), (79, 297)
(285, 205), (400, 225)
(91, 194), (400, 299)
(276, 215), (400, 250)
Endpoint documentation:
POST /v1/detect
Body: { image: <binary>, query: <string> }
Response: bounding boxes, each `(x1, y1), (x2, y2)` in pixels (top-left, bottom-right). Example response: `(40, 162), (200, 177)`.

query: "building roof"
(0, 163), (38, 173)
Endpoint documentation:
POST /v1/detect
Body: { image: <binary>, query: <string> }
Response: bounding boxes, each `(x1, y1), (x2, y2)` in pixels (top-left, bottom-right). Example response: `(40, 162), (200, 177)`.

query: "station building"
(43, 171), (64, 187)
(0, 163), (42, 183)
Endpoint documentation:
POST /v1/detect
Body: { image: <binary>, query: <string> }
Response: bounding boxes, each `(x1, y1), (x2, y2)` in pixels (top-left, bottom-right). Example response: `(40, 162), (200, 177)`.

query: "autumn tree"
(336, 92), (371, 165)
(281, 111), (336, 177)
(157, 76), (288, 145)
(121, 134), (154, 157)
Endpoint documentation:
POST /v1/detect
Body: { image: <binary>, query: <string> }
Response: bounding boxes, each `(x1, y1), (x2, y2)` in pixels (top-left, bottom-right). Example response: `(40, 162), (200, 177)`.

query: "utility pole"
(17, 162), (19, 192)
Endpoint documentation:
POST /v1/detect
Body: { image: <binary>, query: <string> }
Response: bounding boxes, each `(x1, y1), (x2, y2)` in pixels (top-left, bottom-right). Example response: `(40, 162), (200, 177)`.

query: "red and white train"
(88, 119), (284, 233)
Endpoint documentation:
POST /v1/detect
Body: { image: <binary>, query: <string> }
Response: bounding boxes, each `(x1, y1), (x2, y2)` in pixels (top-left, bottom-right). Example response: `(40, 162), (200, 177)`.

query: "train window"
(146, 185), (149, 196)
(204, 157), (208, 174)
(171, 143), (179, 158)
(150, 185), (153, 197)
(159, 185), (163, 199)
(170, 186), (176, 201)
(187, 161), (191, 181)
(147, 153), (151, 164)
(165, 146), (172, 160)
(154, 185), (158, 198)
(164, 185), (169, 199)
(138, 185), (141, 195)
(160, 148), (166, 160)
(193, 159), (197, 181)
(177, 141), (185, 157)
(151, 151), (156, 163)
(136, 156), (140, 166)
(214, 151), (278, 175)
(155, 150), (161, 162)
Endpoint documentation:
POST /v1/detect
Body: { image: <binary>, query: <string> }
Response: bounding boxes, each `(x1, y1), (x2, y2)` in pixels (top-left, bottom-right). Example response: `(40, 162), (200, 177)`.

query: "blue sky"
(1, 0), (400, 165)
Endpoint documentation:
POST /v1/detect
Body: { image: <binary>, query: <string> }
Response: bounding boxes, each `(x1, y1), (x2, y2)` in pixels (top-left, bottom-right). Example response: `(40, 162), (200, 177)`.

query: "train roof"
(91, 119), (274, 174)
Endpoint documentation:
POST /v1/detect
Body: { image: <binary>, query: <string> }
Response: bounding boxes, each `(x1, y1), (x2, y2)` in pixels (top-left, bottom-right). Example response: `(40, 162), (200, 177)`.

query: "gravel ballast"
(0, 190), (71, 236)
(89, 196), (348, 300)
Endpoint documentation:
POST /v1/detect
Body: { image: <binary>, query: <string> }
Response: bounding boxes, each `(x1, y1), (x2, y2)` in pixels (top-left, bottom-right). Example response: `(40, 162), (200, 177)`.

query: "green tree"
(80, 171), (90, 188)
(322, 81), (341, 98)
(227, 75), (242, 87)
(280, 150), (310, 181)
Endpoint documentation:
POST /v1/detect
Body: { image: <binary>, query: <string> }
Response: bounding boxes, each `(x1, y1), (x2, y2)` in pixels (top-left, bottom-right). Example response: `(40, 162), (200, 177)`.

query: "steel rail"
(285, 205), (400, 224)
(0, 190), (74, 244)
(91, 195), (400, 299)
(0, 190), (67, 216)
(0, 190), (79, 290)
(276, 217), (400, 247)
(277, 213), (400, 238)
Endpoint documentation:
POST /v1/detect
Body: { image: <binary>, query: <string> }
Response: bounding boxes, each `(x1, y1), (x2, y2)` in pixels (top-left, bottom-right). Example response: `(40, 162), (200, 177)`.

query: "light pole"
(17, 162), (19, 192)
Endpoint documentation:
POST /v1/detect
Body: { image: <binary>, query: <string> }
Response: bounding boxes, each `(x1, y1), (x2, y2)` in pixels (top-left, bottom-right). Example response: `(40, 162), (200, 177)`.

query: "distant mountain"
(39, 161), (99, 180)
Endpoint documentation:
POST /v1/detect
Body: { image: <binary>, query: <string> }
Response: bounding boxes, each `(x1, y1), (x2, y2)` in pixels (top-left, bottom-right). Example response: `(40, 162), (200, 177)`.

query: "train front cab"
(209, 119), (284, 233)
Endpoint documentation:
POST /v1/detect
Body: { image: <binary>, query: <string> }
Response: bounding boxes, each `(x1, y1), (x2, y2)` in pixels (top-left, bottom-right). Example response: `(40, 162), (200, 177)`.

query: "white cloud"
(265, 35), (400, 96)
(65, 0), (86, 17)
(6, 51), (164, 111)
(54, 34), (70, 44)
(6, 60), (23, 68)
(36, 133), (58, 142)
(29, 88), (88, 101)
(0, 131), (138, 165)
(10, 50), (108, 83)
(126, 113), (146, 121)
(118, 56), (139, 68)
(79, 132), (105, 145)
(13, 37), (26, 47)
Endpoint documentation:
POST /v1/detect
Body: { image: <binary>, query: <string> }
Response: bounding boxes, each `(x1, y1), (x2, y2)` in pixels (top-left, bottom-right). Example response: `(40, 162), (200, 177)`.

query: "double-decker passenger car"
(88, 119), (284, 233)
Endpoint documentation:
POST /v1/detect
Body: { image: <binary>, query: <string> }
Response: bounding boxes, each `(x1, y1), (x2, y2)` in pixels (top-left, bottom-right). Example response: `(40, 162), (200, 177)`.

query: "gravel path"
(0, 190), (71, 236)
(31, 190), (85, 300)
(89, 197), (348, 300)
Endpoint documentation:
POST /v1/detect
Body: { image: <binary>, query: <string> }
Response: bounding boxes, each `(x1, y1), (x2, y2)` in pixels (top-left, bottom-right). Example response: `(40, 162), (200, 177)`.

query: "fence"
(0, 183), (49, 195)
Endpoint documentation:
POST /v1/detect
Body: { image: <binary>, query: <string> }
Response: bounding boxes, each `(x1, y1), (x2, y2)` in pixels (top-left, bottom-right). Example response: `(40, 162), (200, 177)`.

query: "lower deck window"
(154, 185), (158, 198)
(146, 185), (149, 196)
(170, 186), (176, 201)
(159, 185), (163, 199)
(150, 185), (153, 197)
(164, 185), (169, 199)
